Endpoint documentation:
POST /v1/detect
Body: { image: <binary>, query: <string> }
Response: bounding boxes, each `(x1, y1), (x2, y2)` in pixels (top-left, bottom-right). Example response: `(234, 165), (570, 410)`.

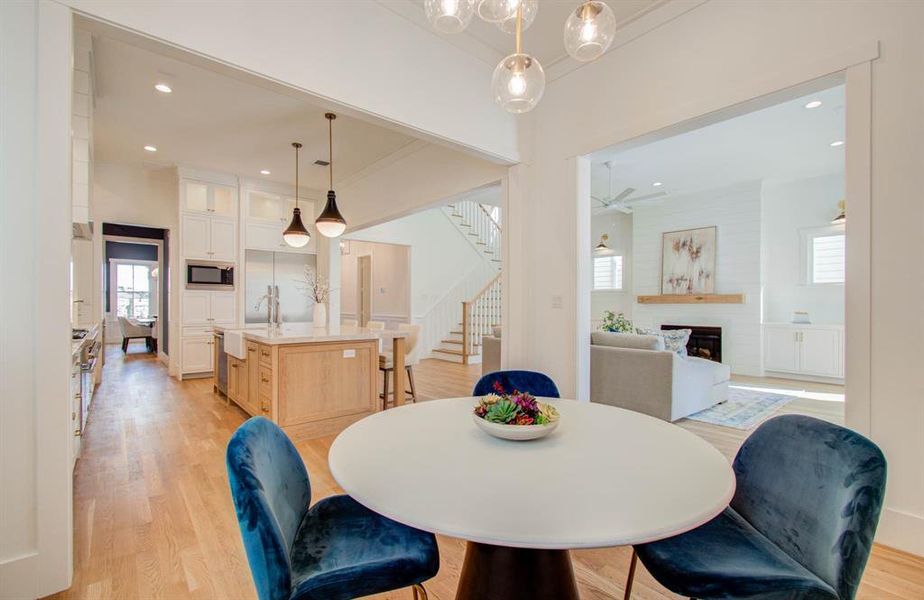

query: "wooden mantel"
(637, 293), (745, 305)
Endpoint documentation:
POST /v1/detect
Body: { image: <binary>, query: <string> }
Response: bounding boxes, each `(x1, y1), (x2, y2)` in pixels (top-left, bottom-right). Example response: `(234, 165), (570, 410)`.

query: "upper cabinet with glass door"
(244, 189), (316, 253)
(183, 181), (237, 218)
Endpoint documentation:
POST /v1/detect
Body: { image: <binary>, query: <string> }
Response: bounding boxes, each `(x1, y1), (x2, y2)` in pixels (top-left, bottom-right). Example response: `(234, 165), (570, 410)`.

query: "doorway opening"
(584, 79), (848, 444)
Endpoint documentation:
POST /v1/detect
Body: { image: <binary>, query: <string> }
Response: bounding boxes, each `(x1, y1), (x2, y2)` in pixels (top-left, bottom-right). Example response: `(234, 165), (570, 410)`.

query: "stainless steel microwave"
(186, 261), (235, 289)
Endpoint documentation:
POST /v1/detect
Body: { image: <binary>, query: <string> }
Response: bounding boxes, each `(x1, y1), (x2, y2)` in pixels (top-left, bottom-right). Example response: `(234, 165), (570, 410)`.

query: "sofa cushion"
(591, 332), (665, 351)
(638, 328), (691, 356)
(684, 355), (731, 385)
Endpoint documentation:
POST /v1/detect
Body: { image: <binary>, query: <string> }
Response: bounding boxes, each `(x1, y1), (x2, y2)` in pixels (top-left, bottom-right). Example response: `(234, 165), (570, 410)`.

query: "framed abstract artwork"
(661, 226), (717, 294)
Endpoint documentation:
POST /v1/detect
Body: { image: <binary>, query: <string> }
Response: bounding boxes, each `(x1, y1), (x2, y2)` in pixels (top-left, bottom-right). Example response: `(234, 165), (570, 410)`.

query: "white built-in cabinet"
(244, 189), (316, 253)
(763, 323), (844, 379)
(181, 290), (236, 325)
(181, 181), (237, 262)
(181, 337), (214, 373)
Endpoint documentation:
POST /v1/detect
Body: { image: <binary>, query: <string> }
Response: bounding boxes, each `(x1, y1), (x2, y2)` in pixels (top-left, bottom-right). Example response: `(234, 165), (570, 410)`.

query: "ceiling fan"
(591, 161), (667, 214)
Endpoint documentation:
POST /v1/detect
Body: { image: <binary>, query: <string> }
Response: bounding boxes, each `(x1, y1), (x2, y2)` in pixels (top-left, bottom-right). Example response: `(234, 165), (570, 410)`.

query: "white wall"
(0, 1), (74, 596)
(61, 0), (518, 163)
(516, 0), (924, 555)
(590, 211), (633, 327)
(761, 172), (845, 324)
(632, 182), (763, 375)
(340, 240), (411, 324)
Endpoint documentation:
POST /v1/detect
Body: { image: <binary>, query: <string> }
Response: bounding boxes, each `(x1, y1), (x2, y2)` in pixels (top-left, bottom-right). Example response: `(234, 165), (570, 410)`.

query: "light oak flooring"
(48, 347), (923, 600)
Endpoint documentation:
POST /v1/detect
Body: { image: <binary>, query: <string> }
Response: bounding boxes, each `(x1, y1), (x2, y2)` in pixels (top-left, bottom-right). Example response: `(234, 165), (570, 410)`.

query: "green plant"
(601, 310), (633, 333)
(485, 399), (518, 424)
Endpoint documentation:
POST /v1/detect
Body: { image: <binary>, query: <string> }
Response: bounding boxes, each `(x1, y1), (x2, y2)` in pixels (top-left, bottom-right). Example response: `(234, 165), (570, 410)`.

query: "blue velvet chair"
(473, 369), (560, 398)
(625, 415), (887, 600)
(226, 417), (439, 600)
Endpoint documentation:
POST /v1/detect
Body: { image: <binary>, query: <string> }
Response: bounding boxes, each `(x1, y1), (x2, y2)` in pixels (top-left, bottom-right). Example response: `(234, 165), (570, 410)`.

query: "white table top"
(215, 324), (409, 346)
(329, 398), (735, 549)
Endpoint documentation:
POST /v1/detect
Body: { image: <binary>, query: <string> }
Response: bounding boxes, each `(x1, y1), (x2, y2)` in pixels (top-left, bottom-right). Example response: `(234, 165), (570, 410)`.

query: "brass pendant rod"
(292, 141), (302, 208)
(515, 4), (522, 54)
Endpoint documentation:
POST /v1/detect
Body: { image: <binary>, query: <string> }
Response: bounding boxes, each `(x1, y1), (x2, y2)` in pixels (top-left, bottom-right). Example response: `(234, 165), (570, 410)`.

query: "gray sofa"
(481, 326), (501, 375)
(590, 331), (730, 422)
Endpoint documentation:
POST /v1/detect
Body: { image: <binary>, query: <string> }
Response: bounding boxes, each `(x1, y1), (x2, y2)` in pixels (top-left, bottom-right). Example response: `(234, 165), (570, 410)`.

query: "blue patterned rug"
(687, 387), (795, 430)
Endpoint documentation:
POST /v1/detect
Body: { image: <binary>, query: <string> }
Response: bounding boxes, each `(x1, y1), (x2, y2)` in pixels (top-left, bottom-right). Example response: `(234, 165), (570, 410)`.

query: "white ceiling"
(92, 35), (417, 191)
(382, 0), (658, 69)
(590, 84), (846, 205)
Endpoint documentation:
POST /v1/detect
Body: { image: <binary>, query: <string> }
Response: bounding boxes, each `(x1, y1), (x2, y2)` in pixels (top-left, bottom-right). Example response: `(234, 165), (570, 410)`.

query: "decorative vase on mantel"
(312, 302), (327, 328)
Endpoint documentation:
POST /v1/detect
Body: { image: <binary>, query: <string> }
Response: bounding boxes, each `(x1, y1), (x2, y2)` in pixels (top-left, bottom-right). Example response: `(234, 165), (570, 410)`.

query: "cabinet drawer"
(258, 344), (273, 367)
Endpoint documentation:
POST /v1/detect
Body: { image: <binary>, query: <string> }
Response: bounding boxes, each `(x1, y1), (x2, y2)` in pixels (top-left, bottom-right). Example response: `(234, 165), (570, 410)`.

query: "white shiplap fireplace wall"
(632, 181), (763, 375)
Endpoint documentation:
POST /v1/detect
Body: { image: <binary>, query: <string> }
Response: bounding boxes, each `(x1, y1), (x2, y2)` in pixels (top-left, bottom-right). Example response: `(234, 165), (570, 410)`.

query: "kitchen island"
(213, 324), (409, 441)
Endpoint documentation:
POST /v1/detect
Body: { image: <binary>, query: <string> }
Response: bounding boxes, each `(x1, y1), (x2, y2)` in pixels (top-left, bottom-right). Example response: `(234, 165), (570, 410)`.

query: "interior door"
(357, 255), (372, 327)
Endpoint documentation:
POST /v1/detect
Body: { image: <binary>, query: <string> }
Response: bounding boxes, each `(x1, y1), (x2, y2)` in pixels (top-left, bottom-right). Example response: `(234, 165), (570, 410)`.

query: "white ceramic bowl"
(471, 413), (559, 441)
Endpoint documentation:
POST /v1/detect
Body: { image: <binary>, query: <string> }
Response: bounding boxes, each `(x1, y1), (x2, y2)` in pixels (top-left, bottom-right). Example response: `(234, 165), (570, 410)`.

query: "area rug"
(686, 387), (795, 430)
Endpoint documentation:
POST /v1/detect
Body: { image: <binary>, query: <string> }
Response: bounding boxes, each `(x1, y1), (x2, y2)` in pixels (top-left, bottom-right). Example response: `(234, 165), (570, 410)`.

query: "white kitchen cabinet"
(182, 290), (236, 325)
(209, 218), (237, 261)
(763, 324), (844, 379)
(182, 337), (214, 373)
(243, 189), (315, 253)
(183, 180), (237, 217)
(246, 221), (289, 251)
(182, 214), (236, 261)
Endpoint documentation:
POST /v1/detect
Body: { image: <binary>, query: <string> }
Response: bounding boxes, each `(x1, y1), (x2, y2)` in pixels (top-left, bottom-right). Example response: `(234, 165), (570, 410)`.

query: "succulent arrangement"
(473, 381), (559, 426)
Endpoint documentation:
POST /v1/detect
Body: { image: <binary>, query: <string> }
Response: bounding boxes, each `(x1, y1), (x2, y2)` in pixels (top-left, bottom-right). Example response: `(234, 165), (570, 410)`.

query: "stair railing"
(448, 200), (502, 268)
(461, 273), (502, 361)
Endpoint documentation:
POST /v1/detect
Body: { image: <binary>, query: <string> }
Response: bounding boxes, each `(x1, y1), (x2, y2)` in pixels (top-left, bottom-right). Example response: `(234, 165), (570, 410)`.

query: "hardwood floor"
(48, 348), (923, 600)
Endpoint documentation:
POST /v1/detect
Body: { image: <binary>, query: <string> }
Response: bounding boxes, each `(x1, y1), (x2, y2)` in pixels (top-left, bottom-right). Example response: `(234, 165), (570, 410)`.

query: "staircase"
(432, 200), (502, 364)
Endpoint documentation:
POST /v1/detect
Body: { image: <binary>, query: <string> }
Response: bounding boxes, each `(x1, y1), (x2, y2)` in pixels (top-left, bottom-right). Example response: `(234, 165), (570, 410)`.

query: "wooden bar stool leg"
(407, 365), (417, 403)
(381, 369), (390, 409)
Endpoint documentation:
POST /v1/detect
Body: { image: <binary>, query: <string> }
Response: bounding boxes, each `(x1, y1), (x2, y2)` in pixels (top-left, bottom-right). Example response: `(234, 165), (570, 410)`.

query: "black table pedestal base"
(456, 541), (580, 600)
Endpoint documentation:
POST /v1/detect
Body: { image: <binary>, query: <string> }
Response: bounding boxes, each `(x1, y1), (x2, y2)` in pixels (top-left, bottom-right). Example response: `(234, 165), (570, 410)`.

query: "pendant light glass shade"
(283, 208), (311, 247)
(283, 142), (311, 248)
(497, 0), (537, 33)
(316, 113), (347, 238)
(492, 53), (545, 114)
(594, 234), (615, 256)
(425, 0), (475, 33)
(564, 1), (617, 62)
(477, 0), (513, 22)
(316, 190), (347, 238)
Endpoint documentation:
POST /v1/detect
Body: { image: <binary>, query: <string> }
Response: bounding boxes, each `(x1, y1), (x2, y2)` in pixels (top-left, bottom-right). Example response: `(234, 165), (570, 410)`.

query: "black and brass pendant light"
(283, 142), (311, 248)
(315, 112), (347, 238)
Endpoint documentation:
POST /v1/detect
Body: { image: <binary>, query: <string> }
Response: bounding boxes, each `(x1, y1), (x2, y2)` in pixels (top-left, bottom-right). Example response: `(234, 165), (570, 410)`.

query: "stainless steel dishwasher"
(214, 331), (228, 396)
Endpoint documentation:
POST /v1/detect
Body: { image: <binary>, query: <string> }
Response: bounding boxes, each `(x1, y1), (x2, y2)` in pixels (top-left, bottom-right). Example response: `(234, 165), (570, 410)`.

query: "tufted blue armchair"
(473, 369), (561, 398)
(625, 414), (887, 600)
(226, 417), (439, 600)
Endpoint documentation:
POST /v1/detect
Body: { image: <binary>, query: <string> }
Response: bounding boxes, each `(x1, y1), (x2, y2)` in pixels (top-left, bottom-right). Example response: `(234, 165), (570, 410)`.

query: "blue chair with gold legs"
(624, 415), (887, 600)
(473, 369), (560, 398)
(226, 416), (439, 600)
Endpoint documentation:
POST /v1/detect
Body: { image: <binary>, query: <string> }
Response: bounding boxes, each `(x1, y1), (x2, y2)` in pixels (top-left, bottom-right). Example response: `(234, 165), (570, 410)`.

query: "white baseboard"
(876, 507), (924, 557)
(0, 551), (39, 599)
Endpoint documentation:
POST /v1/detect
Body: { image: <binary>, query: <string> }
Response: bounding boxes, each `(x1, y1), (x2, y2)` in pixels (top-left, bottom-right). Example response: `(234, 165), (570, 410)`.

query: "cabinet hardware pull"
(261, 377), (270, 383)
(74, 429), (82, 437)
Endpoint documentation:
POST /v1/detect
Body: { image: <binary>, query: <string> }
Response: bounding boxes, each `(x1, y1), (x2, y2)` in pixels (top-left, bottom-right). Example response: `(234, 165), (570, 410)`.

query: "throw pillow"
(636, 328), (691, 356)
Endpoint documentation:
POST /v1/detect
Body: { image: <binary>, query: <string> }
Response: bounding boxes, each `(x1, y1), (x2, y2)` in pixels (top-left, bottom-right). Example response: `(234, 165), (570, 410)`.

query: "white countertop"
(329, 398), (735, 550)
(215, 323), (408, 345)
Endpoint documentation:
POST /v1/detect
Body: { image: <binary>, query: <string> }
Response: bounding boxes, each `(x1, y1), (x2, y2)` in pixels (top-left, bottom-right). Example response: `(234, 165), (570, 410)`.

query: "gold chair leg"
(380, 368), (390, 408)
(412, 584), (428, 600)
(624, 548), (638, 600)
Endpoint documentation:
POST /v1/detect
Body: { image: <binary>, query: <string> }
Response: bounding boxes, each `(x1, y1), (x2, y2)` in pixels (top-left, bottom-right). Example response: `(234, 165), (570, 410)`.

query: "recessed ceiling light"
(143, 145), (157, 152)
(260, 169), (271, 175)
(154, 83), (172, 94)
(804, 100), (822, 109)
(652, 182), (663, 187)
(830, 140), (845, 147)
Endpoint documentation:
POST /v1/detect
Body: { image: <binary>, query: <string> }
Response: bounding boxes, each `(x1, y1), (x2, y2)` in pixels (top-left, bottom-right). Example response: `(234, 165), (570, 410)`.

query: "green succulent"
(485, 400), (518, 424)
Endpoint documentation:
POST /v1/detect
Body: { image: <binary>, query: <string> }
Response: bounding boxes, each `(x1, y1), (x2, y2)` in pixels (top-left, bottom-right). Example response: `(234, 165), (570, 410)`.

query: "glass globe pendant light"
(315, 113), (347, 238)
(282, 142), (311, 248)
(477, 0), (513, 22)
(496, 0), (537, 34)
(491, 4), (545, 114)
(564, 0), (617, 62)
(424, 0), (475, 33)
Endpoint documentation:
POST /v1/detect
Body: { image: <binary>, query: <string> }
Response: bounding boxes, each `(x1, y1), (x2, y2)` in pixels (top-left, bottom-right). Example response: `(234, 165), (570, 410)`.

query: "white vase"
(312, 303), (327, 328)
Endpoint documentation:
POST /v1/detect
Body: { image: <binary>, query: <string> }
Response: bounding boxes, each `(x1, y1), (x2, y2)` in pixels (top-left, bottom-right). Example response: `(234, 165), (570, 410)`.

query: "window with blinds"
(593, 256), (624, 290)
(811, 234), (845, 284)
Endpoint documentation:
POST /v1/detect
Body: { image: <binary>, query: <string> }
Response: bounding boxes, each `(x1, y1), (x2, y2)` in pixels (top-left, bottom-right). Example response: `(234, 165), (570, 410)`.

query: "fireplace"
(662, 324), (722, 363)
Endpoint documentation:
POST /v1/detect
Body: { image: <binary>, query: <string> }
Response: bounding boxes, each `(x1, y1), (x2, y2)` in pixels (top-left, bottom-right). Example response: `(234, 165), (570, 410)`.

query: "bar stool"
(380, 323), (420, 408)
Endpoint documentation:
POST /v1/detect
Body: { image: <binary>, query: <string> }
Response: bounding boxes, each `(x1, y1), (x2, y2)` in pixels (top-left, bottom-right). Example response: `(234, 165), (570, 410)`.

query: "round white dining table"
(328, 397), (735, 600)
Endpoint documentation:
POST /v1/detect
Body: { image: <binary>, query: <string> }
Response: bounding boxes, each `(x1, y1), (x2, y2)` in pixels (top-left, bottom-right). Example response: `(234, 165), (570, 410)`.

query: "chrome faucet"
(254, 285), (282, 327)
